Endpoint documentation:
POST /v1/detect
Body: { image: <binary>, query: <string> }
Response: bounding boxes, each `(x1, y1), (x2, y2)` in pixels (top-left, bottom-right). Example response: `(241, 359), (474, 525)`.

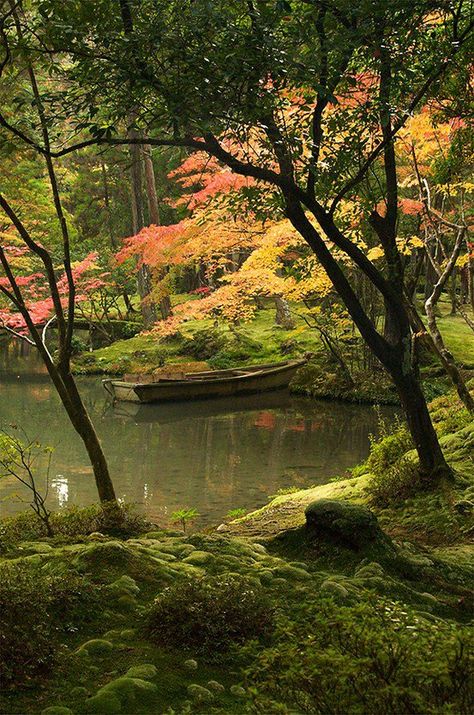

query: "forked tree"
(0, 3), (116, 504)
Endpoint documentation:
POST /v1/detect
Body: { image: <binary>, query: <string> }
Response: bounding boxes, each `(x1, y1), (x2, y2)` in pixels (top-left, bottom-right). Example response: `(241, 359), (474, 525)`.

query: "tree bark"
(141, 142), (172, 320)
(285, 199), (451, 480)
(391, 368), (451, 479)
(274, 295), (295, 329)
(129, 131), (158, 329)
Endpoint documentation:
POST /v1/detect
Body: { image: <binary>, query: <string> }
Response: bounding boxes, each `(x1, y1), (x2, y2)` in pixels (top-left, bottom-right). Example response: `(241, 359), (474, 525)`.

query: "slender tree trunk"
(57, 369), (117, 502)
(285, 200), (451, 480)
(101, 160), (134, 316)
(274, 295), (295, 329)
(129, 132), (157, 329)
(142, 143), (172, 320)
(450, 268), (457, 315)
(391, 368), (451, 479)
(425, 295), (474, 412)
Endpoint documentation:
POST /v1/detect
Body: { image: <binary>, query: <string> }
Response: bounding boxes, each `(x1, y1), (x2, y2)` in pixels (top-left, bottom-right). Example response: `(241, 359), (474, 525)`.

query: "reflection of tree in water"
(0, 347), (398, 523)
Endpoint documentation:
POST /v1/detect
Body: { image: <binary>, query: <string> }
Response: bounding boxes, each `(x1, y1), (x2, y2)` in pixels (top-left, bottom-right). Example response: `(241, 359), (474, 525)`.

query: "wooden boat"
(102, 359), (306, 404)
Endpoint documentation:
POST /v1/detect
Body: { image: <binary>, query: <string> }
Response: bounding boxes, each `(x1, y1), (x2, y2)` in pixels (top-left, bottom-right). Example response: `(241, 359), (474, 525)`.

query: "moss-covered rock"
(125, 664), (157, 680)
(305, 499), (395, 554)
(84, 691), (121, 714)
(320, 580), (350, 600)
(76, 639), (114, 656)
(182, 550), (214, 565)
(207, 680), (225, 693)
(230, 685), (247, 698)
(40, 707), (74, 715)
(184, 658), (198, 670)
(187, 684), (214, 703)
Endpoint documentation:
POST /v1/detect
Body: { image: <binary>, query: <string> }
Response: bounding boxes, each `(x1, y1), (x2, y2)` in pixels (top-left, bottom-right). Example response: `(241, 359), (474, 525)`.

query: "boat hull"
(104, 360), (305, 404)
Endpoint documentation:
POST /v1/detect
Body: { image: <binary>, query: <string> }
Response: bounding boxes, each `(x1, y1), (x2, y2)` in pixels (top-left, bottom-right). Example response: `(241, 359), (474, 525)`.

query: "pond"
(0, 340), (398, 527)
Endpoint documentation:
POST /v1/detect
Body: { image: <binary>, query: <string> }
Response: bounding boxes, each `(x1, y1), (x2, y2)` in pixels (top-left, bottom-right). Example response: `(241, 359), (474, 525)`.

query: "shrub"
(178, 329), (228, 361)
(244, 596), (473, 714)
(146, 574), (273, 656)
(366, 426), (413, 475)
(0, 564), (101, 687)
(366, 459), (424, 506)
(0, 503), (150, 551)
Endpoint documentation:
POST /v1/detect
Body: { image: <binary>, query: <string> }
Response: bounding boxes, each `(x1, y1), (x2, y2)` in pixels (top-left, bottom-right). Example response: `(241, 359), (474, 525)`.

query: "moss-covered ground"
(1, 386), (473, 714)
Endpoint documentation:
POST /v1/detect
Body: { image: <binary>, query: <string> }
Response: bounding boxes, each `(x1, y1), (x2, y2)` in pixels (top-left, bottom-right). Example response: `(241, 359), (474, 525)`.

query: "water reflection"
(0, 340), (398, 525)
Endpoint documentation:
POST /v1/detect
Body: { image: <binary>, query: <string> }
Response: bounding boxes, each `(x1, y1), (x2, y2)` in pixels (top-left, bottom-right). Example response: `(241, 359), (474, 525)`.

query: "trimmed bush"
(146, 574), (273, 655)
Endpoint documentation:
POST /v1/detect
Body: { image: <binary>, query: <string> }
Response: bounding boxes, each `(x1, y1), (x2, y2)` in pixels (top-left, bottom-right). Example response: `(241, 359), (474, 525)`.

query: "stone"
(305, 499), (393, 551)
(99, 677), (157, 708)
(116, 594), (137, 611)
(207, 680), (225, 693)
(120, 629), (136, 639)
(84, 692), (121, 714)
(230, 685), (247, 698)
(41, 708), (74, 715)
(126, 664), (157, 680)
(184, 658), (198, 670)
(111, 575), (140, 596)
(187, 684), (214, 703)
(183, 550), (214, 565)
(273, 565), (311, 581)
(320, 580), (350, 600)
(355, 562), (385, 578)
(87, 532), (106, 541)
(77, 639), (114, 656)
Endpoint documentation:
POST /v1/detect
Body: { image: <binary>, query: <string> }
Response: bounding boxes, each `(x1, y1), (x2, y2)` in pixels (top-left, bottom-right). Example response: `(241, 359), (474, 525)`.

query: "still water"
(0, 340), (397, 526)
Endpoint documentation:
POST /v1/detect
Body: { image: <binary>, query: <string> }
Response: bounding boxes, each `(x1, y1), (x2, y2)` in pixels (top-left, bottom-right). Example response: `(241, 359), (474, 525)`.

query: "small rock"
(230, 685), (247, 698)
(84, 691), (121, 714)
(183, 550), (214, 565)
(87, 532), (106, 541)
(120, 629), (136, 639)
(187, 684), (214, 703)
(320, 580), (349, 599)
(77, 639), (114, 656)
(184, 658), (198, 670)
(126, 664), (157, 680)
(207, 680), (225, 693)
(355, 562), (385, 578)
(41, 708), (74, 715)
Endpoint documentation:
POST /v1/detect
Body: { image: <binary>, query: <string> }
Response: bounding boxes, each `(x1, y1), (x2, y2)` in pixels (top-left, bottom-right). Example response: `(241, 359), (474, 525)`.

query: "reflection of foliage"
(0, 427), (54, 536)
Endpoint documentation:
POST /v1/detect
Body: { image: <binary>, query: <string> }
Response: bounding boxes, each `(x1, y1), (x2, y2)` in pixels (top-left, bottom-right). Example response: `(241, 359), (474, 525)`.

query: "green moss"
(40, 708), (74, 715)
(126, 664), (157, 680)
(77, 639), (114, 656)
(182, 550), (214, 565)
(84, 691), (121, 714)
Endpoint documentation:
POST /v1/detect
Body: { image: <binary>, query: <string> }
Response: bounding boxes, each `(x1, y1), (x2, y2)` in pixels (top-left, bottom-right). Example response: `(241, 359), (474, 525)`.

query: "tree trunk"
(285, 200), (451, 480)
(142, 142), (172, 321)
(391, 368), (451, 480)
(425, 295), (474, 412)
(59, 370), (117, 502)
(274, 295), (295, 329)
(129, 129), (158, 329)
